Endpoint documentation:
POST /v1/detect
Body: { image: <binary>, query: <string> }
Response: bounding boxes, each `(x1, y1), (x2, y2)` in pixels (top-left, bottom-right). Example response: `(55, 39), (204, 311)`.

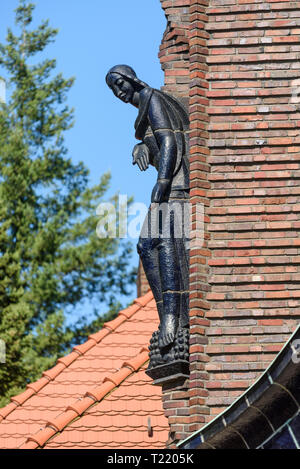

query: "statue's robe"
(135, 87), (190, 329)
(134, 87), (189, 196)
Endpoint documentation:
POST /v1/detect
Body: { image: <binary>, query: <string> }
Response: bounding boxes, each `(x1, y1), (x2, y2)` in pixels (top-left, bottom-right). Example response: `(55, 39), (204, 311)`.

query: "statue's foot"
(158, 313), (179, 349)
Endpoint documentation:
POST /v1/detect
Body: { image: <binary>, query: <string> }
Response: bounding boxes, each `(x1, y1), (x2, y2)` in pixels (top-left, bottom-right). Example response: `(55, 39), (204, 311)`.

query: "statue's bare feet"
(158, 313), (179, 349)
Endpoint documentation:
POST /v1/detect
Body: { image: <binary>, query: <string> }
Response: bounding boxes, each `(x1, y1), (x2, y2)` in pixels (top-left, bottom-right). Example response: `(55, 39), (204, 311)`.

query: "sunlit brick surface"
(205, 0), (300, 417)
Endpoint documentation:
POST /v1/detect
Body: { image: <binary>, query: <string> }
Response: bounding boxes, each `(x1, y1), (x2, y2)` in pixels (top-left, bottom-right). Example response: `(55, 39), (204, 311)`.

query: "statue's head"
(105, 65), (148, 104)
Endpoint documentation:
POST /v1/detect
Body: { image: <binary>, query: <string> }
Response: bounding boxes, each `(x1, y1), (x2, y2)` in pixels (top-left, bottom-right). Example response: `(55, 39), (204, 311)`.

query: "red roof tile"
(0, 291), (169, 449)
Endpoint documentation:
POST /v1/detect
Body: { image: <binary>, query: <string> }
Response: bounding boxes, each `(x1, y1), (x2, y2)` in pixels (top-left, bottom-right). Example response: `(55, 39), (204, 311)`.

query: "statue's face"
(107, 73), (135, 104)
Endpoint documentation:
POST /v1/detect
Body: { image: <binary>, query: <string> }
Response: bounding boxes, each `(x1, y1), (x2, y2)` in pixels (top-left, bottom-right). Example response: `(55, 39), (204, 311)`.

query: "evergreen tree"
(0, 1), (135, 406)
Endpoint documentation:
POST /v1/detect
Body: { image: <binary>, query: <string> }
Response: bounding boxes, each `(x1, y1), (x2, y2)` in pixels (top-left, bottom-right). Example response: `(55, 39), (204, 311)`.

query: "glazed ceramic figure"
(106, 65), (189, 352)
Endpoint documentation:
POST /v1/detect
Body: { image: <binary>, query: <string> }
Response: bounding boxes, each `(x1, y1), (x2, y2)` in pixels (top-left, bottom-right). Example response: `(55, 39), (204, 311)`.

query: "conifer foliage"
(0, 1), (135, 405)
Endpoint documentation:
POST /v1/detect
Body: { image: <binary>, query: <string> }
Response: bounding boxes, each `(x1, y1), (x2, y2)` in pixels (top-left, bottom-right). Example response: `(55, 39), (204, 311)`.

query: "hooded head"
(105, 65), (148, 104)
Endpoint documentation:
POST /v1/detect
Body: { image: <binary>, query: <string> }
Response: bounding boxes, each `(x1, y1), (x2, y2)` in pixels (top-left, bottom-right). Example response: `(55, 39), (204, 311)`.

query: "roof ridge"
(0, 290), (153, 424)
(19, 347), (150, 449)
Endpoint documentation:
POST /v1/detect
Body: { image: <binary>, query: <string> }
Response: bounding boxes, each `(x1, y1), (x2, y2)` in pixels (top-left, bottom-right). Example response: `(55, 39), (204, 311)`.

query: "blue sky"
(0, 0), (166, 318)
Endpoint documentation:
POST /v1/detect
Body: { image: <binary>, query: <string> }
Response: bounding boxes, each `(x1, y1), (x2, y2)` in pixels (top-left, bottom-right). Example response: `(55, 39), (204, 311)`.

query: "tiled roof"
(0, 291), (169, 449)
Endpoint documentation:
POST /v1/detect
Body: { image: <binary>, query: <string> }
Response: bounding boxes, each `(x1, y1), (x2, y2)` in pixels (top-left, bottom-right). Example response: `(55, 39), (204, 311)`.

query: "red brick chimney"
(137, 260), (150, 297)
(156, 0), (300, 448)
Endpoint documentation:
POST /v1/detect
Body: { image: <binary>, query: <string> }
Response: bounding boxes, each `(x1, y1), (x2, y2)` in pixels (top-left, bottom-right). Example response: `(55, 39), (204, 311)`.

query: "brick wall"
(158, 0), (300, 446)
(159, 0), (194, 447)
(205, 0), (300, 420)
(137, 260), (149, 297)
(159, 0), (190, 101)
(159, 0), (212, 445)
(188, 0), (211, 436)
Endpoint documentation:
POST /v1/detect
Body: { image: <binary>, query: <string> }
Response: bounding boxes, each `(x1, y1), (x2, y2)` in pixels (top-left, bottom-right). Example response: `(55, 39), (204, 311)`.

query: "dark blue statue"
(106, 65), (189, 378)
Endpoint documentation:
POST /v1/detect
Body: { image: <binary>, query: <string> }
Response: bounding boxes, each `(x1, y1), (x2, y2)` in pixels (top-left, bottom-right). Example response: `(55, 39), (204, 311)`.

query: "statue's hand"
(151, 179), (170, 203)
(132, 143), (149, 171)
